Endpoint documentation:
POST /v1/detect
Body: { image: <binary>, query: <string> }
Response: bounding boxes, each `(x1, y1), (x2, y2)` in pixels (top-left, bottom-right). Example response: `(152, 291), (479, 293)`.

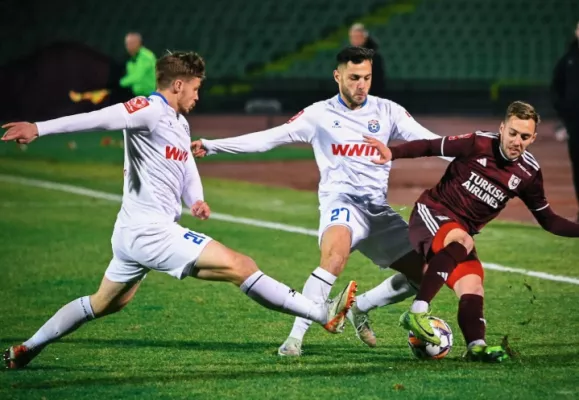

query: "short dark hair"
(156, 51), (206, 89)
(336, 46), (374, 66)
(505, 101), (541, 126)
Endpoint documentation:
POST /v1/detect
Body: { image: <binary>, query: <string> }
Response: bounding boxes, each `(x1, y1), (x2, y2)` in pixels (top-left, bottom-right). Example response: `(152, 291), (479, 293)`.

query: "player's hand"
(191, 200), (210, 220)
(363, 135), (392, 165)
(1, 122), (39, 144)
(191, 140), (207, 158)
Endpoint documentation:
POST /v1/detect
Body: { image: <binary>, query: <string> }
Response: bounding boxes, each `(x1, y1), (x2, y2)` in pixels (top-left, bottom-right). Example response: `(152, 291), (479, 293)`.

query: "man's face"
(175, 77), (202, 114)
(125, 34), (141, 56)
(334, 60), (372, 109)
(499, 116), (537, 160)
(349, 29), (366, 47)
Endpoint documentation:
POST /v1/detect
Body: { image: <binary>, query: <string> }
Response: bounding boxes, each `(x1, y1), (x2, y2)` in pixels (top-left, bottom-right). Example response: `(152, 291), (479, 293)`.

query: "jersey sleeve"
(37, 97), (161, 136)
(201, 105), (317, 155)
(389, 102), (441, 142)
(519, 169), (549, 212)
(182, 152), (204, 208)
(391, 132), (477, 160)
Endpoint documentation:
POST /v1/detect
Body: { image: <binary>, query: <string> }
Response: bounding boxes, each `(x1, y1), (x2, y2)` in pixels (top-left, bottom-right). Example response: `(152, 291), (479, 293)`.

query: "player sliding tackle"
(1, 51), (357, 369)
(192, 46), (451, 356)
(365, 101), (579, 362)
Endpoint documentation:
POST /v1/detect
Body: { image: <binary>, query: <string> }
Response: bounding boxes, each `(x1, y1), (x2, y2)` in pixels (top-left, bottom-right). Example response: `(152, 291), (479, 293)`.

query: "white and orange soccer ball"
(408, 316), (453, 360)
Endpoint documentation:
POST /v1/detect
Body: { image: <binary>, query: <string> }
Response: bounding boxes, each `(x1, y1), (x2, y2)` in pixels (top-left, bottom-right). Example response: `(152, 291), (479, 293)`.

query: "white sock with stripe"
(288, 267), (337, 341)
(23, 296), (95, 351)
(240, 271), (327, 323)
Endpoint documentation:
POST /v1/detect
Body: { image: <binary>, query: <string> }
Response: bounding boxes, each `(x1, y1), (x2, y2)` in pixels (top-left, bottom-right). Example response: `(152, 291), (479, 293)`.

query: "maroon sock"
(458, 294), (485, 345)
(415, 242), (468, 303)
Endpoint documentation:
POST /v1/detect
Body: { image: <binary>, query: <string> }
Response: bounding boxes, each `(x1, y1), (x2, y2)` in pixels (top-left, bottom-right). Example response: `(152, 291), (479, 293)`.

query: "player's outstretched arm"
(364, 133), (476, 164)
(389, 102), (453, 162)
(532, 207), (579, 237)
(521, 170), (579, 237)
(191, 107), (317, 157)
(1, 99), (159, 144)
(182, 152), (210, 220)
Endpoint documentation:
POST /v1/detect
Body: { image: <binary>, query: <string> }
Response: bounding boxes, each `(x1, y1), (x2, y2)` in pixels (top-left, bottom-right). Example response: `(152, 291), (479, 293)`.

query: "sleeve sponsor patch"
(287, 109), (304, 123)
(448, 133), (473, 141)
(123, 97), (150, 114)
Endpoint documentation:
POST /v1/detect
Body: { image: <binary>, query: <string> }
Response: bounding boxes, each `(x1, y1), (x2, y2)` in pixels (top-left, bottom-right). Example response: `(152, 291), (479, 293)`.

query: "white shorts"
(318, 194), (413, 269)
(105, 222), (213, 283)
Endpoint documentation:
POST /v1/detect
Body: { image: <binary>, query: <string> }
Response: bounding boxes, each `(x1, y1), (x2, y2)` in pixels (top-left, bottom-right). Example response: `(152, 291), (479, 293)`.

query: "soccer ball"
(407, 316), (453, 360)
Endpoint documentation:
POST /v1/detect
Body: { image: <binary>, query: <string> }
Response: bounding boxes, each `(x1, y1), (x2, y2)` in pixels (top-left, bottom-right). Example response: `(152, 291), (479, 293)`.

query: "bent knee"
(226, 252), (259, 282)
(452, 232), (474, 254)
(90, 293), (128, 317)
(320, 251), (349, 275)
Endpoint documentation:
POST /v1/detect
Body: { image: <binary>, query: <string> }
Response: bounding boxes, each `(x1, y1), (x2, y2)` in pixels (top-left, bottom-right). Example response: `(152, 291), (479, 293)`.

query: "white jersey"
(36, 93), (203, 226)
(202, 94), (446, 206)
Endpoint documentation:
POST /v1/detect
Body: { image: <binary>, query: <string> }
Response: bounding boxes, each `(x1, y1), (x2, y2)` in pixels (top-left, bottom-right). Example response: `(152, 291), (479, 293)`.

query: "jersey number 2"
(184, 231), (206, 245)
(330, 207), (351, 222)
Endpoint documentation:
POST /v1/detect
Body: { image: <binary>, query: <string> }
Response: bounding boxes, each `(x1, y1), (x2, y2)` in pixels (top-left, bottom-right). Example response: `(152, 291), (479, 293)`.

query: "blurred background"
(1, 0), (578, 221)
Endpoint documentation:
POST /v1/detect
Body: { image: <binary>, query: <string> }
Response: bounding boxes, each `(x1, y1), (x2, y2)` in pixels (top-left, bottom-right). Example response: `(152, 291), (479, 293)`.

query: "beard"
(342, 87), (366, 107)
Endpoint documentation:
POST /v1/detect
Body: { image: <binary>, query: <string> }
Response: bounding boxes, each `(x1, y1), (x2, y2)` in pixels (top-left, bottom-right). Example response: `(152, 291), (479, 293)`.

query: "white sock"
(410, 300), (429, 313)
(468, 339), (486, 349)
(356, 273), (417, 313)
(288, 267), (337, 341)
(240, 271), (327, 323)
(23, 296), (95, 351)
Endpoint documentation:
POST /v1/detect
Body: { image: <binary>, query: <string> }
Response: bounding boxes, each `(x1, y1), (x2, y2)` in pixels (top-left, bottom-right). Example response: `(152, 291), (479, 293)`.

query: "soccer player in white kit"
(1, 51), (357, 369)
(191, 47), (449, 356)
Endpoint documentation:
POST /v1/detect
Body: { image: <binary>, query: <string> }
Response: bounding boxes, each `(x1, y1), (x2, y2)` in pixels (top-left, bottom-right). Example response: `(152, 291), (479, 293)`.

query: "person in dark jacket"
(349, 23), (387, 97)
(552, 21), (579, 221)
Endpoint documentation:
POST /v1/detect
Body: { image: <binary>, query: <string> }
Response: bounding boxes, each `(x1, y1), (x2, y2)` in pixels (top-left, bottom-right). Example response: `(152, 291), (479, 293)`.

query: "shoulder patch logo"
(287, 110), (304, 124)
(448, 133), (473, 141)
(124, 97), (150, 114)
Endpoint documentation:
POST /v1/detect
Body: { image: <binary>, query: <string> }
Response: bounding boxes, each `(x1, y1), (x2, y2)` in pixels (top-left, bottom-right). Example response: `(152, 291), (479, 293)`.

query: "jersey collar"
(149, 91), (169, 105)
(337, 94), (367, 110)
(497, 140), (519, 162)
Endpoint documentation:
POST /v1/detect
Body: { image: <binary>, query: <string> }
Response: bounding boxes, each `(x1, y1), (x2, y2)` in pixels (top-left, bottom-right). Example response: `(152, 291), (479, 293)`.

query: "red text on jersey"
(165, 146), (189, 162)
(331, 143), (379, 157)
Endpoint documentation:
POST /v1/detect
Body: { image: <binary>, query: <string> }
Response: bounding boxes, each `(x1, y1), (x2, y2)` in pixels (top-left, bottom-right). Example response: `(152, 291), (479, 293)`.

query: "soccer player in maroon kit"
(365, 101), (579, 362)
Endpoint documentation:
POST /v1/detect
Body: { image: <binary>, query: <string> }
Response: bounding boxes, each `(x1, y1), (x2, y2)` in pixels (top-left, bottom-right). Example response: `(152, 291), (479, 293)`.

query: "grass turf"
(0, 156), (578, 399)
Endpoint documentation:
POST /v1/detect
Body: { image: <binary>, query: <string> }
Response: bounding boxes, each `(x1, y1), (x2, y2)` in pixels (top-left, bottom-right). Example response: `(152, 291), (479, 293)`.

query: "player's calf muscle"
(90, 278), (140, 317)
(192, 241), (258, 285)
(319, 226), (351, 275)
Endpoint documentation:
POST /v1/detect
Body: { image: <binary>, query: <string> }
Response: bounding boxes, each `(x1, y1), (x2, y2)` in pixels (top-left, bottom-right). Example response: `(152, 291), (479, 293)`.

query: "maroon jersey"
(391, 131), (548, 234)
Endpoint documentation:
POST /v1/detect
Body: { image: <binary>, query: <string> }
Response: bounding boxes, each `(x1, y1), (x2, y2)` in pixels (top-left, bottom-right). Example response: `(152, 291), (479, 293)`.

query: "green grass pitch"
(0, 145), (578, 399)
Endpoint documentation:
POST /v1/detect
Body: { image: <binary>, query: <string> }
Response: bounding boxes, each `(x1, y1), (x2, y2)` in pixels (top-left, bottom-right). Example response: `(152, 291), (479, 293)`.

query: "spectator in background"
(552, 21), (579, 221)
(349, 23), (387, 97)
(119, 32), (157, 97)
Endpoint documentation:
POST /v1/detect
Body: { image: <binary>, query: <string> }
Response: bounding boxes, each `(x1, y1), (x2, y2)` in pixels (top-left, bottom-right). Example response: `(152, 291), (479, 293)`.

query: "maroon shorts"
(409, 202), (484, 289)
